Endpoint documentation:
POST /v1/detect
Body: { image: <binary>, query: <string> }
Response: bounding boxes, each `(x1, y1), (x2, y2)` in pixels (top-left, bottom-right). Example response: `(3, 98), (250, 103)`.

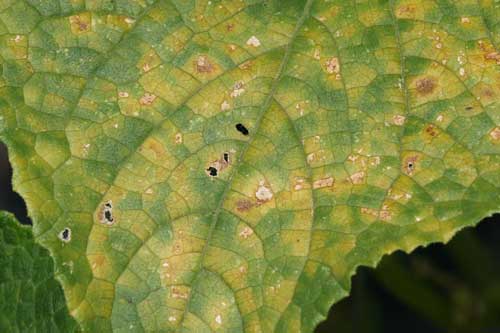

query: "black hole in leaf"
(61, 228), (70, 240)
(104, 210), (114, 222)
(235, 123), (249, 136)
(206, 166), (218, 177)
(223, 153), (229, 163)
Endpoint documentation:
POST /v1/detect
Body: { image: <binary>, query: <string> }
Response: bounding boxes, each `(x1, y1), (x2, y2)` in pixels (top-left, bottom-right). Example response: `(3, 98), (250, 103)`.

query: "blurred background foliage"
(1, 142), (499, 333)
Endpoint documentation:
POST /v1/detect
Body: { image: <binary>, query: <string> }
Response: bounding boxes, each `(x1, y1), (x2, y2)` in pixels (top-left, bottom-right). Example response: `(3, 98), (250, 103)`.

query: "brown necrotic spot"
(236, 199), (254, 212)
(69, 14), (91, 33)
(195, 55), (214, 73)
(140, 92), (157, 106)
(404, 156), (418, 175)
(425, 124), (438, 137)
(415, 77), (436, 95)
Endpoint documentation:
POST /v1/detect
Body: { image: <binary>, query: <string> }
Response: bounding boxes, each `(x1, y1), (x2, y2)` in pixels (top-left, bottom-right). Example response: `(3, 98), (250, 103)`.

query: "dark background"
(1, 142), (499, 333)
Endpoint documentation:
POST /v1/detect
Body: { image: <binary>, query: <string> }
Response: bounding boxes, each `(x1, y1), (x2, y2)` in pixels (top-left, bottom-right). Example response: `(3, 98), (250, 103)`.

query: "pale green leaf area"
(0, 211), (78, 332)
(0, 0), (499, 332)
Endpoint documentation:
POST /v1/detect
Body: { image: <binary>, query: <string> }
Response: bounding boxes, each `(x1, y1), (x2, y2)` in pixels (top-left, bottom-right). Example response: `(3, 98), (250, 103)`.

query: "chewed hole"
(206, 166), (218, 177)
(235, 123), (249, 136)
(59, 227), (71, 242)
(223, 152), (229, 163)
(104, 210), (114, 223)
(100, 200), (115, 225)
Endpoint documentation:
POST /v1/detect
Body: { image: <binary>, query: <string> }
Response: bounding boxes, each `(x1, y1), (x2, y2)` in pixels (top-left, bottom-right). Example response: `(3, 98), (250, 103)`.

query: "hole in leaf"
(59, 228), (71, 242)
(235, 123), (249, 136)
(100, 201), (115, 225)
(206, 166), (218, 177)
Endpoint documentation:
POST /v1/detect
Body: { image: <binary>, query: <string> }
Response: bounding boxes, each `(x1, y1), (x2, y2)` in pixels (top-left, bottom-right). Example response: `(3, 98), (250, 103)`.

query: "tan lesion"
(69, 12), (92, 34)
(414, 76), (437, 95)
(489, 127), (500, 142)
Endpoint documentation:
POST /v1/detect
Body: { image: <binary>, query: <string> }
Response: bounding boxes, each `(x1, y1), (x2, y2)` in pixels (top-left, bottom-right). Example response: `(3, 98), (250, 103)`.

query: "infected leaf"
(0, 1), (499, 332)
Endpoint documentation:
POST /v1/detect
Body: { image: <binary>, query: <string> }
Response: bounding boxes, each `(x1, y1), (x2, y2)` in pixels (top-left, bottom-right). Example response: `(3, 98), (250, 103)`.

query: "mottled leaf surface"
(0, 0), (499, 332)
(0, 211), (78, 332)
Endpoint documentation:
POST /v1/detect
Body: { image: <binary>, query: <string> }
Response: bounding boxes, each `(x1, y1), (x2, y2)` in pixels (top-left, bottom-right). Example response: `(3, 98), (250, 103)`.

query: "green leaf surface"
(0, 0), (499, 332)
(0, 211), (78, 332)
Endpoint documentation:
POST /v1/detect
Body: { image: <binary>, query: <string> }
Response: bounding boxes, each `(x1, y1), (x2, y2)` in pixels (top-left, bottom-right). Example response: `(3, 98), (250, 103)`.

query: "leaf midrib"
(177, 0), (316, 329)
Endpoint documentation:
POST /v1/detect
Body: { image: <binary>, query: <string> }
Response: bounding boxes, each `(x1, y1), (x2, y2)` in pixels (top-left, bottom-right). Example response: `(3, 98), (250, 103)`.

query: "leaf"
(0, 0), (499, 331)
(0, 211), (78, 332)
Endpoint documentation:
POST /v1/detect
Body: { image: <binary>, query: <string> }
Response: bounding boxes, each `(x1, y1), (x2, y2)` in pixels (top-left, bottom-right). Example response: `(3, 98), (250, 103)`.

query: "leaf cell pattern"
(0, 0), (499, 332)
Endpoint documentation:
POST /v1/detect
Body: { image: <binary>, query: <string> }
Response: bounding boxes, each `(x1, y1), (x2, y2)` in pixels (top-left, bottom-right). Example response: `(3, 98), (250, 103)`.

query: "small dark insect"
(465, 106), (473, 110)
(235, 123), (249, 135)
(206, 166), (218, 177)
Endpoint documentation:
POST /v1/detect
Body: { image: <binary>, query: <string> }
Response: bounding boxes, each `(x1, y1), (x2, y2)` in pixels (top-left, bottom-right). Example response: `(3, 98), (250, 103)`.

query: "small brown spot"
(484, 52), (500, 64)
(140, 92), (157, 106)
(226, 23), (235, 32)
(361, 207), (378, 217)
(175, 133), (183, 144)
(239, 226), (253, 239)
(238, 265), (247, 275)
(313, 48), (321, 60)
(236, 199), (254, 212)
(69, 14), (91, 33)
(171, 287), (188, 299)
(195, 55), (214, 73)
(415, 77), (436, 95)
(220, 100), (230, 111)
(230, 81), (245, 98)
(173, 242), (182, 254)
(397, 4), (416, 17)
(404, 156), (418, 175)
(393, 115), (406, 126)
(350, 171), (365, 184)
(482, 88), (495, 98)
(490, 127), (500, 141)
(325, 57), (340, 74)
(293, 178), (305, 191)
(313, 176), (334, 189)
(238, 60), (253, 70)
(425, 124), (438, 137)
